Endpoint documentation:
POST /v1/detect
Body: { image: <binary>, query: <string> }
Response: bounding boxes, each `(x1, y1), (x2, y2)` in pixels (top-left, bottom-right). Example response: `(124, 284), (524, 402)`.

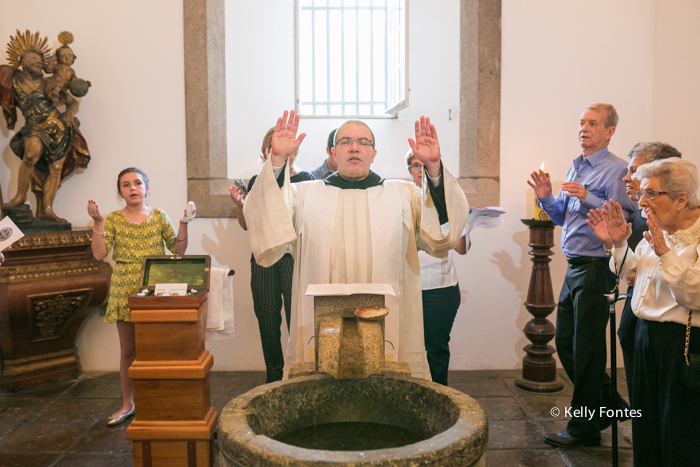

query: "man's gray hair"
(586, 103), (619, 128)
(627, 142), (682, 163)
(636, 158), (700, 209)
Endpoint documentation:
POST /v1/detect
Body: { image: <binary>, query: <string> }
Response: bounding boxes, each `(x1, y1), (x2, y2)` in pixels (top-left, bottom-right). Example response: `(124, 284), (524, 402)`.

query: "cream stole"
(291, 181), (404, 365)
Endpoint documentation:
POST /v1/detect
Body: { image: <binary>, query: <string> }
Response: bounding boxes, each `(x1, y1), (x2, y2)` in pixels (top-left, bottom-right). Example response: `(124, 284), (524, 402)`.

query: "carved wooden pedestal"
(0, 230), (112, 391)
(515, 220), (564, 393)
(126, 292), (217, 467)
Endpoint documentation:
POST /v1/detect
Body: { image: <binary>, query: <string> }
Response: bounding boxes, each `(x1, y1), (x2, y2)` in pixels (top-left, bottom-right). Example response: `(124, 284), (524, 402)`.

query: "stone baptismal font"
(217, 289), (488, 466)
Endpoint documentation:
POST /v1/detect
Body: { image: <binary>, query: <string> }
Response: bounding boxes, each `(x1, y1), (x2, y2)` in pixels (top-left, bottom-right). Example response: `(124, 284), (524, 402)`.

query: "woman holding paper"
(407, 150), (469, 385)
(87, 167), (193, 426)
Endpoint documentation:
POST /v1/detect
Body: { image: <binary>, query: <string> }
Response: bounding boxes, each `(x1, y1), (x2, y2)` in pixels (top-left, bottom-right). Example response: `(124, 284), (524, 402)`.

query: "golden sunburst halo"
(6, 29), (50, 69)
(57, 31), (74, 46)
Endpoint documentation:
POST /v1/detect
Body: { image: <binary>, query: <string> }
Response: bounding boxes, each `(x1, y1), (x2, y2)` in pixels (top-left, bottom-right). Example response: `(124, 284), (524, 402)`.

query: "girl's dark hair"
(117, 167), (149, 196)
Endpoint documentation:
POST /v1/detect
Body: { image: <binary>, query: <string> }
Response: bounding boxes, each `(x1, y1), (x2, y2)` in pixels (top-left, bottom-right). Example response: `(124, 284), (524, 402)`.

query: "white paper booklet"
(0, 216), (25, 251)
(466, 206), (506, 233)
(306, 283), (395, 296)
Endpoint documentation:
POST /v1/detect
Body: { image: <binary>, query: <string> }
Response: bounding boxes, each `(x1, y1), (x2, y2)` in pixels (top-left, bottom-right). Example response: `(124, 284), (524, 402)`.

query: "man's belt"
(565, 256), (608, 266)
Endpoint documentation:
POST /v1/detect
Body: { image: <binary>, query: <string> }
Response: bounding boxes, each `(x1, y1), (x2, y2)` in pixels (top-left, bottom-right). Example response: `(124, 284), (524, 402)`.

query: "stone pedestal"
(515, 220), (564, 393)
(0, 230), (112, 391)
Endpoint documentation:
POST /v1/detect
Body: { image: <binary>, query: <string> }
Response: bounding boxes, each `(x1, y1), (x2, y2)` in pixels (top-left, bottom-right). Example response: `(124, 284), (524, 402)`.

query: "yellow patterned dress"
(103, 208), (178, 323)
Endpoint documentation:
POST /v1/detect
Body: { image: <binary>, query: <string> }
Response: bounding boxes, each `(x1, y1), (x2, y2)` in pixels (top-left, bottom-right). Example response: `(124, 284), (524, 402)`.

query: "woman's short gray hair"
(635, 158), (700, 209)
(627, 142), (682, 163)
(405, 148), (415, 169)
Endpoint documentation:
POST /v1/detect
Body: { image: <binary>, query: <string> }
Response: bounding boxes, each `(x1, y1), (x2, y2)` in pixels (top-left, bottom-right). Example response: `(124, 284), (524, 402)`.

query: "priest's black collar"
(323, 171), (384, 189)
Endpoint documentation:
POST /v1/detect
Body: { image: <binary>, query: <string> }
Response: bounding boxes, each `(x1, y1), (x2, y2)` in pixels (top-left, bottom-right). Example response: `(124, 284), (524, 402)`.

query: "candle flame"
(540, 162), (545, 171)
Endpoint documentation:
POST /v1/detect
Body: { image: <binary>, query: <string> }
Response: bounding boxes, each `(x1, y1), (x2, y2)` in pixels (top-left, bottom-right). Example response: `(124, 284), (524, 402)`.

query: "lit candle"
(534, 162), (551, 221)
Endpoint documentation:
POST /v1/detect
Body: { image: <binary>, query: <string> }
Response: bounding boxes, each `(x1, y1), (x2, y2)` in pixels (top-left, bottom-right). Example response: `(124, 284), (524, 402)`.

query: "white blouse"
(419, 222), (468, 290)
(610, 214), (700, 326)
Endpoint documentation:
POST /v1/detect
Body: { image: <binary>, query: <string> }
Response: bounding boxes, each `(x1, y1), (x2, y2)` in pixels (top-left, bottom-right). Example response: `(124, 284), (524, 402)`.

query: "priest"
(239, 110), (469, 379)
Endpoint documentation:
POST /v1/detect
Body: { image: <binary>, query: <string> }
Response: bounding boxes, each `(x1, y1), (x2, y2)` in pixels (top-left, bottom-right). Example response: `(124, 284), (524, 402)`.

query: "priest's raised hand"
(269, 110), (307, 168)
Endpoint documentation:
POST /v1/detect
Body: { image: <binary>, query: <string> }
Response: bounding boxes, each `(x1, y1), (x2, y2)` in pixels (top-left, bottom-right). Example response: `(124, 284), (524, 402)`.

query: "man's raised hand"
(270, 110), (306, 167)
(527, 170), (552, 198)
(408, 116), (441, 178)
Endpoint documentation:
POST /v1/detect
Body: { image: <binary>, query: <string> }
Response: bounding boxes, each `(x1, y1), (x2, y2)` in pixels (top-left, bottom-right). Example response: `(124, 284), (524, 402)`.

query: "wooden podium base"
(126, 291), (216, 467)
(130, 408), (218, 467)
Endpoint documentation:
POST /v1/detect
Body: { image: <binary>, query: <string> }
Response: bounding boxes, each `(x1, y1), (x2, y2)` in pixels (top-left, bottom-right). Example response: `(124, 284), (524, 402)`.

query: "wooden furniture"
(515, 220), (564, 393)
(0, 230), (111, 391)
(125, 256), (216, 467)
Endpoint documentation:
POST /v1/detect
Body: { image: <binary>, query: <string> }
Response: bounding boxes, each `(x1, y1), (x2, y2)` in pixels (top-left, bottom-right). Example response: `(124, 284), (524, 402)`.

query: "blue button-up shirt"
(310, 160), (334, 180)
(539, 147), (637, 258)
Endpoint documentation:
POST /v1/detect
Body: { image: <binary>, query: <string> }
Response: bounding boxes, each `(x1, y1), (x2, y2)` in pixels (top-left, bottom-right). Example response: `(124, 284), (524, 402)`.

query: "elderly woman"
(601, 158), (700, 467)
(406, 150), (468, 386)
(587, 143), (681, 411)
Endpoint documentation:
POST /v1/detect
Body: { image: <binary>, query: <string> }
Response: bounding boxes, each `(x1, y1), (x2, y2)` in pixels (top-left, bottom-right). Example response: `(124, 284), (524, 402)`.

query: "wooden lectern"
(125, 256), (217, 467)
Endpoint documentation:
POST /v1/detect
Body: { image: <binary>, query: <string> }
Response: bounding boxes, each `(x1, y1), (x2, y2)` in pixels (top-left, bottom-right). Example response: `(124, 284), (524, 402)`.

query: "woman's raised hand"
(87, 200), (104, 223)
(602, 199), (631, 248)
(229, 186), (244, 208)
(270, 110), (306, 167)
(643, 211), (671, 257)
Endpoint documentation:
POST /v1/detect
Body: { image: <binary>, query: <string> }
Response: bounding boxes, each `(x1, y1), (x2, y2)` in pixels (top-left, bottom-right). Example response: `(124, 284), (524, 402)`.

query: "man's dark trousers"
(555, 257), (616, 437)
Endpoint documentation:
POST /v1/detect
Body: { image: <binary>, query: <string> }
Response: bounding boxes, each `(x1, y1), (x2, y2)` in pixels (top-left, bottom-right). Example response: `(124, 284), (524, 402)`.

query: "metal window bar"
(300, 2), (389, 116)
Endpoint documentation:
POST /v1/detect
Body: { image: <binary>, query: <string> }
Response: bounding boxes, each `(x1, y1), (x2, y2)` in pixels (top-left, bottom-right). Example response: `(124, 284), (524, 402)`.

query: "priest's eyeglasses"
(335, 137), (374, 148)
(635, 190), (669, 200)
(409, 163), (424, 171)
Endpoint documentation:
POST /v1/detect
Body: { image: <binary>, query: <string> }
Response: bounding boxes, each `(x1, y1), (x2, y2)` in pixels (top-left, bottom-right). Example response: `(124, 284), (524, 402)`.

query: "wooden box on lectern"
(125, 255), (217, 467)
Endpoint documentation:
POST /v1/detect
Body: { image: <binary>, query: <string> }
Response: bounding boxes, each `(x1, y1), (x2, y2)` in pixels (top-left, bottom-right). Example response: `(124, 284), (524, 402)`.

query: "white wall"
(2, 1), (699, 373)
(225, 0), (461, 180)
(465, 0), (656, 370)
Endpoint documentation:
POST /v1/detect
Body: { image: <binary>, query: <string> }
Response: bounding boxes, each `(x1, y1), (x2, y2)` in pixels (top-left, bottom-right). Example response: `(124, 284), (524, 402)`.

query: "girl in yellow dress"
(87, 168), (193, 425)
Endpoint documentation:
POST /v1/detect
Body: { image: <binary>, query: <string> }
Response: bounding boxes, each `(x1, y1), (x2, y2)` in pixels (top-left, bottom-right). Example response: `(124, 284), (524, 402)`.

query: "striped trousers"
(250, 253), (294, 383)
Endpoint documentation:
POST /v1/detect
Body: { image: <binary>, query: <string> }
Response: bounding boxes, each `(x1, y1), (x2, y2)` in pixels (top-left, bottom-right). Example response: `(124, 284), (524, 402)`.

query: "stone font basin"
(218, 373), (488, 466)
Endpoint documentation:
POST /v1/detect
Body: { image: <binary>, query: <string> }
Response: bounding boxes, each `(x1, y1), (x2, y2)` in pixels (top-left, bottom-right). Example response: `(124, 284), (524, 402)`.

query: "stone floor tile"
(487, 420), (549, 450)
(69, 417), (133, 453)
(0, 379), (76, 398)
(0, 421), (19, 439)
(486, 448), (567, 467)
(564, 447), (633, 467)
(448, 377), (511, 397)
(0, 397), (50, 425)
(450, 369), (500, 379)
(472, 396), (527, 420)
(28, 397), (115, 426)
(86, 372), (121, 380)
(517, 394), (576, 421)
(52, 452), (134, 466)
(495, 369), (522, 378)
(0, 453), (58, 466)
(502, 376), (574, 397)
(0, 421), (85, 452)
(64, 377), (122, 399)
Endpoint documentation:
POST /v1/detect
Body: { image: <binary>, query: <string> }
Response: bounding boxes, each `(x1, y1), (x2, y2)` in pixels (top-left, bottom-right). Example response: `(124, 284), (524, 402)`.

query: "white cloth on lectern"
(205, 267), (235, 340)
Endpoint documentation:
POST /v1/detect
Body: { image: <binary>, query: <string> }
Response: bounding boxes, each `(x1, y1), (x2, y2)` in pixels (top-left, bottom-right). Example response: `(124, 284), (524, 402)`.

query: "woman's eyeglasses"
(636, 190), (669, 200)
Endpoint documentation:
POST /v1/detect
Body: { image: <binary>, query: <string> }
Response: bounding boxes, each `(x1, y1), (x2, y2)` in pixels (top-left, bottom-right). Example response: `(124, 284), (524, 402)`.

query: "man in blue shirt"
(309, 127), (338, 180)
(528, 103), (636, 447)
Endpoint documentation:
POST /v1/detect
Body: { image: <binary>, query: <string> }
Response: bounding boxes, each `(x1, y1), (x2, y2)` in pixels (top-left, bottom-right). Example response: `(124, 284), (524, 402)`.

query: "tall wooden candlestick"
(515, 219), (564, 392)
